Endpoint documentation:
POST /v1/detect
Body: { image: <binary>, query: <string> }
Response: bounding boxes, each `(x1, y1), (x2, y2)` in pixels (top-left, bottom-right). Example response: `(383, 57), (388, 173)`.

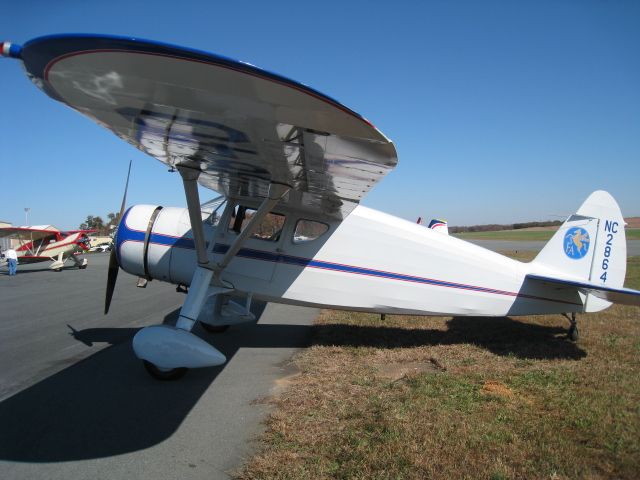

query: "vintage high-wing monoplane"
(0, 225), (92, 271)
(2, 35), (639, 379)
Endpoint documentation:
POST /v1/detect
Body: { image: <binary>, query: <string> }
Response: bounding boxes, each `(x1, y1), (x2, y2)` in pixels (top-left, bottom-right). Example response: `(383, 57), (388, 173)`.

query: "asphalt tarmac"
(0, 253), (318, 479)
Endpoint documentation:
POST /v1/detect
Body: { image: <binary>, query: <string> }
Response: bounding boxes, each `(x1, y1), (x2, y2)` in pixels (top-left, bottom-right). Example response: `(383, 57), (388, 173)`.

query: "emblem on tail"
(564, 227), (590, 259)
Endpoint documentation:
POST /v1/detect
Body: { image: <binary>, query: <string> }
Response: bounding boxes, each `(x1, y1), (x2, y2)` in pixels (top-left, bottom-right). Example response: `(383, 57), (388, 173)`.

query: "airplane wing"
(14, 34), (398, 219)
(63, 229), (97, 234)
(526, 274), (640, 307)
(0, 227), (58, 242)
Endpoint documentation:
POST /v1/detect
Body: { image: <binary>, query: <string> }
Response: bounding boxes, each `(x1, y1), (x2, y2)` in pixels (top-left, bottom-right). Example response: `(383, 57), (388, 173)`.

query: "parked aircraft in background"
(88, 242), (112, 253)
(0, 225), (92, 271)
(2, 35), (639, 380)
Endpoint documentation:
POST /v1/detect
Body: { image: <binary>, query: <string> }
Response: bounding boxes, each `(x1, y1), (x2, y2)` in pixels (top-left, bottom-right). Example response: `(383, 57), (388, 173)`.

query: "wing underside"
(0, 227), (58, 241)
(19, 35), (398, 219)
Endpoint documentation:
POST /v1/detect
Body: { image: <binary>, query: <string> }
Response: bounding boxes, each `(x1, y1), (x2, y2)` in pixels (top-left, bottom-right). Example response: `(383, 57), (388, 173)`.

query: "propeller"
(105, 160), (132, 314)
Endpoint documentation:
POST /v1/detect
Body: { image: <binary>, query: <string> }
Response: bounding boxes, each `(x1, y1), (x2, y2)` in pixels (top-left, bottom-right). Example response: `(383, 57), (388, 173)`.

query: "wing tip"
(1, 41), (22, 59)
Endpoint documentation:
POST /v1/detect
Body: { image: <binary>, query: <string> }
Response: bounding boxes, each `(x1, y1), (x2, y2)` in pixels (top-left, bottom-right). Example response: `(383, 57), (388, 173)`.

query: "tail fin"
(428, 219), (449, 235)
(532, 191), (627, 312)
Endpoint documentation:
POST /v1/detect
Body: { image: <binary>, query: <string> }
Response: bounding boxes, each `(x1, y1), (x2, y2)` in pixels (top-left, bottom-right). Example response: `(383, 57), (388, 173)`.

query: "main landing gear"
(75, 257), (88, 270)
(563, 312), (579, 342)
(132, 164), (290, 380)
(52, 253), (88, 271)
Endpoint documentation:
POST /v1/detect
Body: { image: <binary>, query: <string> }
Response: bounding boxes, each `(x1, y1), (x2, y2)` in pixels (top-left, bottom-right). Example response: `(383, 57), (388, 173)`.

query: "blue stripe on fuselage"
(116, 227), (578, 305)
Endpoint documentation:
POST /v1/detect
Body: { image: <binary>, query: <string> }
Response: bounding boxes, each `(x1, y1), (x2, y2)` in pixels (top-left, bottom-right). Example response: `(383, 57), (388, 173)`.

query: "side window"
(33, 234), (57, 250)
(293, 219), (329, 244)
(228, 205), (285, 242)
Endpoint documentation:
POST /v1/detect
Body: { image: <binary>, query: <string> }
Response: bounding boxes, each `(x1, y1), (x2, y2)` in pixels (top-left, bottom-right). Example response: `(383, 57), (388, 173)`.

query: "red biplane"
(0, 225), (94, 271)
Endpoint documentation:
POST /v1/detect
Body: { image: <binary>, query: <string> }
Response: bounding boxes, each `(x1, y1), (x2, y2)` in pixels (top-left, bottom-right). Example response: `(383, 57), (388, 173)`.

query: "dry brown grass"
(237, 255), (640, 480)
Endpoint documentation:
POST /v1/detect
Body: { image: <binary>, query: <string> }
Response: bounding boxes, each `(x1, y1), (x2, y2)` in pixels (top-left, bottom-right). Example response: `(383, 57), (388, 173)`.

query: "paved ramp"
(0, 255), (318, 479)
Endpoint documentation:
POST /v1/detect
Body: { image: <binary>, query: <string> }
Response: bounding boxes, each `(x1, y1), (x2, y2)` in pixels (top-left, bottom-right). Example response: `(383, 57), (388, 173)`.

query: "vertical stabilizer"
(532, 191), (626, 312)
(428, 219), (449, 235)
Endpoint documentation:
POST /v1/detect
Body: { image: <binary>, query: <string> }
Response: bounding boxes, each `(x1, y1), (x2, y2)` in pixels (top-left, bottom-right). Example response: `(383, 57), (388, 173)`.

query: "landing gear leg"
(564, 312), (579, 342)
(70, 254), (88, 270)
(133, 169), (289, 380)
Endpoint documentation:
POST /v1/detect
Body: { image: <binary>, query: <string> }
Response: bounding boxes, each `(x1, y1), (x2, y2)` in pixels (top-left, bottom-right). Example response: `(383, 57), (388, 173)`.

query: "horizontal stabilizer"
(527, 274), (640, 307)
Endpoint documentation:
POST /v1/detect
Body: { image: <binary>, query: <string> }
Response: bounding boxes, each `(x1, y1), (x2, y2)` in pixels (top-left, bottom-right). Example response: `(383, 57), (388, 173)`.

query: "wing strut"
(178, 165), (211, 266)
(174, 164), (289, 331)
(178, 164), (290, 280)
(212, 182), (290, 283)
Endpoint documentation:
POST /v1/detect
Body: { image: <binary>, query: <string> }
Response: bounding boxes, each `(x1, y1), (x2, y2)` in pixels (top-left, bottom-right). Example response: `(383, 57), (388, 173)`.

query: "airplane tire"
(568, 325), (579, 342)
(201, 323), (230, 334)
(54, 268), (63, 272)
(200, 322), (229, 333)
(79, 265), (87, 270)
(142, 360), (188, 380)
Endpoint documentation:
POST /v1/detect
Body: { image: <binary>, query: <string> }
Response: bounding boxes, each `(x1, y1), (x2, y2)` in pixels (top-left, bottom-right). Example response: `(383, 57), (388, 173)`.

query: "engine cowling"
(116, 204), (214, 285)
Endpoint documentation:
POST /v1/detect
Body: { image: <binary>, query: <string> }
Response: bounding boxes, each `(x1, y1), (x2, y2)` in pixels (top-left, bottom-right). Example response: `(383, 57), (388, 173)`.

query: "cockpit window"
(293, 219), (329, 244)
(228, 205), (285, 242)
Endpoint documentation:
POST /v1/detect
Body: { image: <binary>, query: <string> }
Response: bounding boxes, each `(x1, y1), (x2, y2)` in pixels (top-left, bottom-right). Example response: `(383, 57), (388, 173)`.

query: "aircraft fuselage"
(118, 204), (586, 317)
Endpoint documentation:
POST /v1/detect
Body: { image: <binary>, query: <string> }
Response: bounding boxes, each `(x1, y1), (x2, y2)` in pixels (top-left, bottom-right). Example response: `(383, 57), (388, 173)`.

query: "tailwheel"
(201, 322), (230, 334)
(79, 264), (87, 270)
(142, 360), (188, 380)
(568, 324), (579, 342)
(565, 312), (579, 342)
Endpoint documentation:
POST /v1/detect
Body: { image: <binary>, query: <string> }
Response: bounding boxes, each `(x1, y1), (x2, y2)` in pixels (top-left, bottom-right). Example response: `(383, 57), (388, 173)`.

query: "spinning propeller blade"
(105, 160), (132, 314)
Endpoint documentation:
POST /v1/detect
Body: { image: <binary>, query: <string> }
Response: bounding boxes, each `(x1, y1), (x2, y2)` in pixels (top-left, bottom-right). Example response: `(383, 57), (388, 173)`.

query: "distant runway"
(466, 239), (640, 257)
(0, 254), (318, 479)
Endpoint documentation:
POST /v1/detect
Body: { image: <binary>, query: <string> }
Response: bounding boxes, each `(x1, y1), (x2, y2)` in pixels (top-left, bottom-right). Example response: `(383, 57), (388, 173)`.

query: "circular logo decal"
(564, 227), (590, 259)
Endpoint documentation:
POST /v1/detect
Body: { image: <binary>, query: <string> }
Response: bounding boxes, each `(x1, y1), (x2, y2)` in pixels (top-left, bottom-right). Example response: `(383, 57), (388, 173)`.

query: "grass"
(453, 230), (556, 241)
(237, 254), (640, 480)
(627, 229), (640, 240)
(454, 228), (640, 241)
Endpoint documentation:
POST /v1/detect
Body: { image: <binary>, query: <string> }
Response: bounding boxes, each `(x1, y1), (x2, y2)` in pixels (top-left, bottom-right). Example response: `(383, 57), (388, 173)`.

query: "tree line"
(449, 220), (562, 234)
(79, 212), (120, 235)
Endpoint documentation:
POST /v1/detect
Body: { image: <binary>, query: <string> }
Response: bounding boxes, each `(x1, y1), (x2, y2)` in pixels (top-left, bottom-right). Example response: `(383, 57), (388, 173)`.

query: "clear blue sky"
(2, 0), (639, 229)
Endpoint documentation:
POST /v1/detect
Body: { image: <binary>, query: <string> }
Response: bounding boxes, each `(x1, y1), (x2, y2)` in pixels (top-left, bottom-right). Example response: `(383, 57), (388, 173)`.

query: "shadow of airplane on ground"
(313, 315), (585, 361)
(1, 263), (87, 275)
(0, 307), (584, 463)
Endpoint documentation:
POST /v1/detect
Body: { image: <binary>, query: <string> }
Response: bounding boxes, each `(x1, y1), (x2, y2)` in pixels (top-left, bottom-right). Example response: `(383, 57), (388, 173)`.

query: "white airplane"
(2, 35), (639, 380)
(0, 225), (92, 271)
